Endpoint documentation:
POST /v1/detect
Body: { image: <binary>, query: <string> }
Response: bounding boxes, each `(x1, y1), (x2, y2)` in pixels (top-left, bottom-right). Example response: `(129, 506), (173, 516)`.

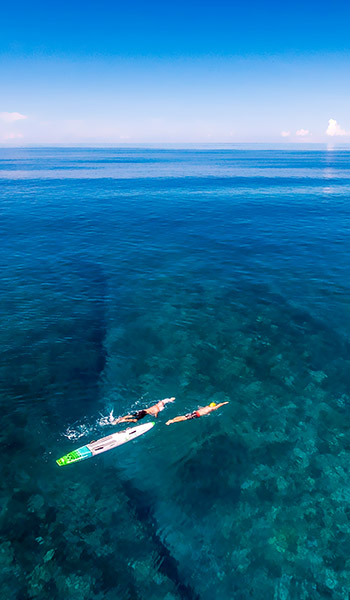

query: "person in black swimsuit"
(109, 397), (175, 424)
(131, 409), (148, 421)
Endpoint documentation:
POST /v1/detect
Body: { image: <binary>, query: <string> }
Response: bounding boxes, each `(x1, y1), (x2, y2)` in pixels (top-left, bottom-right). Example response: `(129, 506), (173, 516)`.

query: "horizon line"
(1, 141), (350, 149)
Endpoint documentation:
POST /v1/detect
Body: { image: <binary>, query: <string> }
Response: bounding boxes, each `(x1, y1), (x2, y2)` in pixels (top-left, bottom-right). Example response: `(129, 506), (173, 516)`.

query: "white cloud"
(326, 118), (348, 136)
(296, 129), (310, 137)
(0, 112), (27, 123)
(3, 132), (24, 140)
(281, 131), (290, 137)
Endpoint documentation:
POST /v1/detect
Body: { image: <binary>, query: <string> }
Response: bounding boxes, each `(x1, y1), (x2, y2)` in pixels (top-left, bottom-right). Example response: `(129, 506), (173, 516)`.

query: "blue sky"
(1, 0), (350, 143)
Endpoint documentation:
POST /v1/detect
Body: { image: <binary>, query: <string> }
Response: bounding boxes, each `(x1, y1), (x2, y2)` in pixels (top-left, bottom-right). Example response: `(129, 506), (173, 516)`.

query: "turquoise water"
(1, 146), (350, 599)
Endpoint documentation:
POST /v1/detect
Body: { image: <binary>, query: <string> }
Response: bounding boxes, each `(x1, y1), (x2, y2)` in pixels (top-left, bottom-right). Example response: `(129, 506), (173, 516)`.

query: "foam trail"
(64, 422), (94, 441)
(63, 414), (110, 441)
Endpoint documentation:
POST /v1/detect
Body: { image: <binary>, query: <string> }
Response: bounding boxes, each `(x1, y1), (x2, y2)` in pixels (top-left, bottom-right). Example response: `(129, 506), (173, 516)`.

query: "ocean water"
(1, 145), (350, 599)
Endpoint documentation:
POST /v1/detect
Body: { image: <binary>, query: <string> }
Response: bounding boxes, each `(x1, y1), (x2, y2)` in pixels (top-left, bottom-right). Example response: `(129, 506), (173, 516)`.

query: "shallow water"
(1, 146), (350, 599)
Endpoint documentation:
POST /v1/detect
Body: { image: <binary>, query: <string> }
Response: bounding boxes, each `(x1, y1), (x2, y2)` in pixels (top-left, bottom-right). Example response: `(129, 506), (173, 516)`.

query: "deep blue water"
(1, 146), (350, 599)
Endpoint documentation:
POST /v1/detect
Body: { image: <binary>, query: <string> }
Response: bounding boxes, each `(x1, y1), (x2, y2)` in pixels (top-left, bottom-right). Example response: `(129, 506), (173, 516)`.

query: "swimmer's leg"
(166, 415), (192, 425)
(111, 415), (138, 424)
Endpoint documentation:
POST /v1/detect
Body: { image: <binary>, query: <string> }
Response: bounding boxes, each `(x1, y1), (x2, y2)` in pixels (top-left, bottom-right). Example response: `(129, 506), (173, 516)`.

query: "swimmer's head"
(209, 402), (216, 408)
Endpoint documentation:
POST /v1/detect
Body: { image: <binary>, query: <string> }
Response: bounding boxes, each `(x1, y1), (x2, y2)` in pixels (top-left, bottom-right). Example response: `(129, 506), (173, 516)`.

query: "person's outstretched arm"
(163, 397), (176, 404)
(212, 402), (229, 411)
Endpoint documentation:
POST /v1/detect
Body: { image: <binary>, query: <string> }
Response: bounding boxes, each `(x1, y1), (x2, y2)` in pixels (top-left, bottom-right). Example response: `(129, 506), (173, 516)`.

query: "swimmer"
(110, 397), (175, 424)
(166, 401), (229, 425)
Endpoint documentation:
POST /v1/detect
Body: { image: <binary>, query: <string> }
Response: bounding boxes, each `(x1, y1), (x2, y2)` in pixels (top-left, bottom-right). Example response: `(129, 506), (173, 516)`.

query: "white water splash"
(63, 423), (93, 441)
(98, 409), (117, 427)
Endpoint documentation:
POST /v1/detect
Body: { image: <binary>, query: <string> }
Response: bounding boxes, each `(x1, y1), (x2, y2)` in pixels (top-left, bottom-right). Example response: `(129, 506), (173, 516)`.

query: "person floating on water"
(109, 397), (175, 424)
(166, 401), (229, 425)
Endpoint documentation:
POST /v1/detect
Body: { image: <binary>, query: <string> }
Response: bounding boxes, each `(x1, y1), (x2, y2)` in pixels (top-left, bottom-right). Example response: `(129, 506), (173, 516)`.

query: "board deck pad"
(56, 421), (155, 466)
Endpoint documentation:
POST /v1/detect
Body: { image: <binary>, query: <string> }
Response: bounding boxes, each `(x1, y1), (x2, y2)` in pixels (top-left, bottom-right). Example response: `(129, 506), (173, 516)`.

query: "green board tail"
(56, 445), (92, 466)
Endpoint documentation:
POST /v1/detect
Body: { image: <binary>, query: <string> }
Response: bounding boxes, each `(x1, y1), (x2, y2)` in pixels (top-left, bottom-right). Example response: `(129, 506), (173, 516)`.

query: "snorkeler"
(109, 397), (175, 424)
(165, 401), (229, 425)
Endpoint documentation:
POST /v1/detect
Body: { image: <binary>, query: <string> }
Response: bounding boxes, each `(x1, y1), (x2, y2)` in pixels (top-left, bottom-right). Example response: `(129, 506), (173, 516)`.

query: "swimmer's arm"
(163, 397), (175, 404)
(212, 402), (229, 411)
(149, 397), (175, 415)
(154, 397), (175, 412)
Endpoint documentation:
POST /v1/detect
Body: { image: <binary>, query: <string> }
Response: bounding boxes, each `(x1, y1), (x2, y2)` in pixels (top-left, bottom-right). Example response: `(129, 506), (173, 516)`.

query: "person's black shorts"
(132, 409), (148, 420)
(185, 411), (200, 419)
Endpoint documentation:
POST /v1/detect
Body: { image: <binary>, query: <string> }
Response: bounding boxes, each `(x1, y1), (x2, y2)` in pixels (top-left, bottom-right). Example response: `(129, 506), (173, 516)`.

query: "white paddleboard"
(57, 421), (155, 466)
